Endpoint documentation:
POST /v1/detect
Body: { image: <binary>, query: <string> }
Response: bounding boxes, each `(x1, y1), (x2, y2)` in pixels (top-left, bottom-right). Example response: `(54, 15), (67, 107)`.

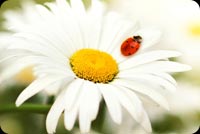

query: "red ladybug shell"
(120, 36), (142, 56)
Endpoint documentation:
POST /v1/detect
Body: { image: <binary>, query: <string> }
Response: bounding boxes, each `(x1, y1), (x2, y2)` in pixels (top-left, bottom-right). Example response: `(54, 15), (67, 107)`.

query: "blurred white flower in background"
(148, 82), (200, 134)
(0, 0), (191, 133)
(167, 83), (200, 133)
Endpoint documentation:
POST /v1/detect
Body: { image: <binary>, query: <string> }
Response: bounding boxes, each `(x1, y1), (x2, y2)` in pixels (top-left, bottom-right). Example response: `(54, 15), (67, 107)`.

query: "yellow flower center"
(70, 49), (118, 83)
(188, 21), (200, 37)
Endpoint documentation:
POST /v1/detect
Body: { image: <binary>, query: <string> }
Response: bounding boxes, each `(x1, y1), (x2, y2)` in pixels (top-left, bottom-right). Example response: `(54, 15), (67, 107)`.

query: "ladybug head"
(133, 35), (142, 43)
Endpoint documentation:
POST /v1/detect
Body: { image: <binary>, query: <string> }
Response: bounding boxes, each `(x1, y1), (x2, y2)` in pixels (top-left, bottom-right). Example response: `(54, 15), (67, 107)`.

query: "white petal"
(106, 19), (137, 54)
(22, 2), (43, 25)
(0, 33), (12, 47)
(64, 103), (79, 131)
(81, 81), (102, 121)
(56, 0), (70, 10)
(86, 0), (105, 49)
(70, 0), (86, 16)
(77, 18), (90, 48)
(110, 85), (143, 123)
(0, 56), (44, 82)
(63, 80), (83, 131)
(78, 81), (101, 133)
(135, 28), (161, 49)
(15, 23), (73, 56)
(44, 80), (64, 95)
(0, 49), (31, 63)
(99, 12), (137, 53)
(16, 75), (68, 106)
(35, 4), (54, 21)
(112, 79), (169, 110)
(156, 72), (177, 86)
(46, 2), (85, 50)
(1, 55), (66, 81)
(110, 21), (138, 63)
(46, 91), (65, 133)
(87, 83), (102, 120)
(33, 58), (71, 71)
(118, 70), (177, 86)
(132, 61), (192, 73)
(122, 88), (152, 132)
(140, 109), (152, 133)
(117, 73), (176, 92)
(119, 50), (181, 70)
(64, 79), (83, 111)
(86, 17), (103, 49)
(4, 11), (28, 31)
(89, 0), (105, 17)
(33, 66), (74, 77)
(8, 36), (67, 62)
(79, 83), (92, 133)
(83, 7), (105, 49)
(98, 84), (122, 124)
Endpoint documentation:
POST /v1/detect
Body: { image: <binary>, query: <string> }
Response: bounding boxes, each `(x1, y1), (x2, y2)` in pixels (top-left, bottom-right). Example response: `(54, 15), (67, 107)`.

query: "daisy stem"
(0, 103), (51, 114)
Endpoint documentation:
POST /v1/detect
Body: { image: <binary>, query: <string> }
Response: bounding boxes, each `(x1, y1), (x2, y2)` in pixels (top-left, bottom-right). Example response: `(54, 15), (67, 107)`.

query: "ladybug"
(120, 35), (142, 56)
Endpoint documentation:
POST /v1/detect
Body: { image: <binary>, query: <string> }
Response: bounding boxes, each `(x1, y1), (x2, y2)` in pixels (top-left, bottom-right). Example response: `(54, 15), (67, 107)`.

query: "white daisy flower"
(0, 0), (191, 133)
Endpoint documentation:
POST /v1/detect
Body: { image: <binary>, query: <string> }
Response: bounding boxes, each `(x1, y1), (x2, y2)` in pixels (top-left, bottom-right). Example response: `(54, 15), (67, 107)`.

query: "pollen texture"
(70, 49), (118, 83)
